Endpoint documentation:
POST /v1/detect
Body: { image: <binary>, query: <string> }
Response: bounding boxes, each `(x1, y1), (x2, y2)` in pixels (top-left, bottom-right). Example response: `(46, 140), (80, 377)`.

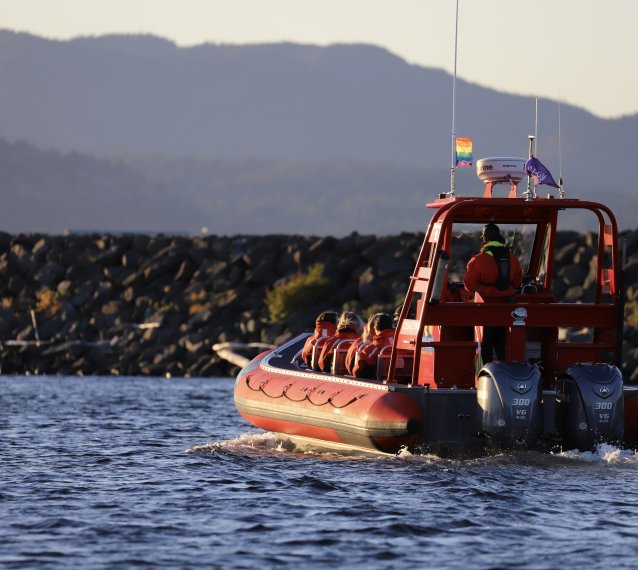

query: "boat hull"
(233, 336), (638, 456)
(234, 346), (423, 454)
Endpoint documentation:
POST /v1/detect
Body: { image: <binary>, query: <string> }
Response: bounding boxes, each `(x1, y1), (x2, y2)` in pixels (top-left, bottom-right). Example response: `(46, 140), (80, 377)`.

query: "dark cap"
(482, 223), (503, 242)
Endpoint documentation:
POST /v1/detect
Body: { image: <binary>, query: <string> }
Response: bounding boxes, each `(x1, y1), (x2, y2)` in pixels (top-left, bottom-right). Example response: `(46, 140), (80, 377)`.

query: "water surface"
(2, 376), (638, 569)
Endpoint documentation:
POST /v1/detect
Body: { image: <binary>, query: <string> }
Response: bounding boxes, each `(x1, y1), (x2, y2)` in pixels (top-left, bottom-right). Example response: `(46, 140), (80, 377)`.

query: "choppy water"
(2, 376), (638, 569)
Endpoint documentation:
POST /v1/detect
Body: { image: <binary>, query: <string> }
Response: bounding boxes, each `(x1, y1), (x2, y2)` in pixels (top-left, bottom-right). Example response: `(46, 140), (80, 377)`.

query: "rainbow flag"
(455, 137), (473, 166)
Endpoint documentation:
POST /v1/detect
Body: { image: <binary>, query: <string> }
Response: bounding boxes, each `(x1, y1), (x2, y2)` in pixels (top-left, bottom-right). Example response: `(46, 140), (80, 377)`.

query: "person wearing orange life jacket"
(344, 316), (373, 375)
(353, 313), (395, 379)
(464, 223), (523, 363)
(318, 311), (364, 372)
(301, 311), (338, 367)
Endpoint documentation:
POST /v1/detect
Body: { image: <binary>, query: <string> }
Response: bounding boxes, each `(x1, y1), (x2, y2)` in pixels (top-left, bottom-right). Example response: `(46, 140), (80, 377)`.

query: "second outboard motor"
(477, 362), (543, 450)
(556, 363), (624, 451)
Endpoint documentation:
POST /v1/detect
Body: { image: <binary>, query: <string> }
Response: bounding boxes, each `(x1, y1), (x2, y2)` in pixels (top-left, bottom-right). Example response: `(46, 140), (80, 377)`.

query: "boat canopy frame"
(388, 195), (622, 389)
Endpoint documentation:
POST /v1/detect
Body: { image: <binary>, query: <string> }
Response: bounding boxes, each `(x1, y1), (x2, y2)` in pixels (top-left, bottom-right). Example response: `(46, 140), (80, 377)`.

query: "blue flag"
(525, 156), (560, 188)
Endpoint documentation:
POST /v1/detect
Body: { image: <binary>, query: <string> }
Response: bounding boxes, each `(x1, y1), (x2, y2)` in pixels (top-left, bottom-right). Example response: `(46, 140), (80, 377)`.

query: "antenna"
(532, 97), (538, 198)
(449, 0), (460, 196)
(534, 97), (539, 156)
(558, 102), (565, 198)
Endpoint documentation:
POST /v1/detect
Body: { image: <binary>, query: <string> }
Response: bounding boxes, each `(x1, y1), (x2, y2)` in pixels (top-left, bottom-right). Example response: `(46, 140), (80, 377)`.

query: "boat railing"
(291, 348), (305, 367)
(420, 301), (617, 329)
(330, 339), (356, 375)
(310, 343), (322, 371)
(394, 296), (619, 388)
(378, 346), (413, 383)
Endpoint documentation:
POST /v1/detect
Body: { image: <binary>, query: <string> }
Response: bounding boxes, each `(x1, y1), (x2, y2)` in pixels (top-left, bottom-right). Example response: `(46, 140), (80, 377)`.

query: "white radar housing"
(476, 157), (527, 184)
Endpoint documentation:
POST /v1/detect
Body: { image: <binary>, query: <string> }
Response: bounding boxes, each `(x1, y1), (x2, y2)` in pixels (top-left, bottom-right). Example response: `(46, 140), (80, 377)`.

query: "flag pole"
(525, 135), (535, 201)
(449, 0), (459, 196)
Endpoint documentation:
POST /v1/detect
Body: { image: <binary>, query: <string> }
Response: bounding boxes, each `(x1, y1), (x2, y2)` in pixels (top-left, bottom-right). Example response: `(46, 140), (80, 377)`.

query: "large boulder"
(558, 264), (588, 288)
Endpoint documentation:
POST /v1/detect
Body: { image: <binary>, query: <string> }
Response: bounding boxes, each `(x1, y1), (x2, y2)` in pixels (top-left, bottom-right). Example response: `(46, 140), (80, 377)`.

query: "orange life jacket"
(353, 329), (395, 379)
(464, 243), (523, 298)
(301, 321), (337, 366)
(318, 328), (359, 372)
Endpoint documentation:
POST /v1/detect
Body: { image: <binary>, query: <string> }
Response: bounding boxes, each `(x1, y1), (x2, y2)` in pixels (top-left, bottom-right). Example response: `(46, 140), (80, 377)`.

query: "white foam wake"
(186, 431), (285, 455)
(555, 443), (638, 465)
(187, 431), (404, 460)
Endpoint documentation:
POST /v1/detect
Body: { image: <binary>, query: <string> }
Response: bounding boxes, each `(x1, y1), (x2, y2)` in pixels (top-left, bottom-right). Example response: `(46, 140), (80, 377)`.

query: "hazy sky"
(1, 0), (636, 119)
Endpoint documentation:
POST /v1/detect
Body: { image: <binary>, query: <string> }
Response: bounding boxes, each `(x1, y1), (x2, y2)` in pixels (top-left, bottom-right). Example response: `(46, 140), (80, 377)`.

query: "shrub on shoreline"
(266, 263), (331, 322)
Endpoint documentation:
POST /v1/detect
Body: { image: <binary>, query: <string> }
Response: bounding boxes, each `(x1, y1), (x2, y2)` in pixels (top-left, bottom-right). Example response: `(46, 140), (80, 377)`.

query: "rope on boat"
(257, 381), (290, 399)
(281, 383), (307, 402)
(245, 376), (364, 409)
(327, 392), (363, 409)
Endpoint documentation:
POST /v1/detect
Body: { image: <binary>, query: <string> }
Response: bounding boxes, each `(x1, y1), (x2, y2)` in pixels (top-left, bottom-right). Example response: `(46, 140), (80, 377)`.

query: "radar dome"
(476, 157), (527, 184)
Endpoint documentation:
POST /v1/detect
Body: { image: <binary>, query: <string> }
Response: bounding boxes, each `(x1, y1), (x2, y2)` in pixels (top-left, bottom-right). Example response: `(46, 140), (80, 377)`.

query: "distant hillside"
(0, 30), (636, 233)
(0, 139), (449, 235)
(0, 140), (197, 234)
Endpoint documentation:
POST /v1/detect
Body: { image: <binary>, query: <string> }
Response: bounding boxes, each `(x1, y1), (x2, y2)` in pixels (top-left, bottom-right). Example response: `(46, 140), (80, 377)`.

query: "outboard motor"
(556, 363), (624, 451)
(477, 362), (543, 450)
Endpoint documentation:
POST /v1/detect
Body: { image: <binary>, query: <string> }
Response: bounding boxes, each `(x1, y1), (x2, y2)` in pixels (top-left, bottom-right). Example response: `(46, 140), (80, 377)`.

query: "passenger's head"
(337, 311), (364, 334)
(361, 313), (377, 341)
(482, 223), (504, 244)
(393, 304), (403, 326)
(316, 311), (338, 326)
(370, 312), (393, 334)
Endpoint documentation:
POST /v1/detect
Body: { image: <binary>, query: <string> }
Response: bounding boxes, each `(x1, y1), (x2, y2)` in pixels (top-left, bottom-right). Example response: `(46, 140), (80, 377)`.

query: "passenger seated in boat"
(392, 304), (402, 327)
(318, 311), (364, 372)
(301, 311), (338, 367)
(353, 313), (395, 379)
(345, 315), (373, 375)
(464, 223), (523, 363)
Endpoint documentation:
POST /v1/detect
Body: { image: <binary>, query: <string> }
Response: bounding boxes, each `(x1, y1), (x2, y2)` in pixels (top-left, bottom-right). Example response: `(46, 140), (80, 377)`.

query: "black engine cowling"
(477, 361), (543, 450)
(555, 363), (624, 451)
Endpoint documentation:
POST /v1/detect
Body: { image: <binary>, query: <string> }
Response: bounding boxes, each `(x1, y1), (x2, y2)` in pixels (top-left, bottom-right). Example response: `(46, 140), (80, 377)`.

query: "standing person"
(301, 311), (338, 367)
(353, 313), (395, 380)
(464, 223), (523, 363)
(318, 311), (364, 373)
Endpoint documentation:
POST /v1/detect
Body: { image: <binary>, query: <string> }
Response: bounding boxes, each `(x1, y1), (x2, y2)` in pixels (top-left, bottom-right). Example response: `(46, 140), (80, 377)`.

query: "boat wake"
(187, 431), (413, 461)
(554, 443), (638, 465)
(453, 443), (638, 469)
(186, 432), (286, 456)
(187, 433), (638, 467)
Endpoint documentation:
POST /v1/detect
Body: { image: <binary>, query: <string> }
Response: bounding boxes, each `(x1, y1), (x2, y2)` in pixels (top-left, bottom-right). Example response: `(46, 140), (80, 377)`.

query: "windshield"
(447, 222), (536, 283)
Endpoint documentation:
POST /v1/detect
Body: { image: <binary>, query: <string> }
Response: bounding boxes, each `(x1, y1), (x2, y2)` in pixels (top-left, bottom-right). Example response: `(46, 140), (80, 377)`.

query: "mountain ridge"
(0, 30), (635, 234)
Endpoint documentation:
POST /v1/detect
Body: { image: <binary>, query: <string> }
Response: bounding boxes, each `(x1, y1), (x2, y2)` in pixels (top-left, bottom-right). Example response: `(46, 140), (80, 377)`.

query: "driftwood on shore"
(0, 229), (636, 379)
(212, 342), (275, 369)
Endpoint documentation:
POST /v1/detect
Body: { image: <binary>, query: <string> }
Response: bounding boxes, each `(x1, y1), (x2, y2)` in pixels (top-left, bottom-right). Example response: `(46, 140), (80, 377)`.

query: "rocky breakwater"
(0, 229), (636, 380)
(0, 231), (420, 377)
